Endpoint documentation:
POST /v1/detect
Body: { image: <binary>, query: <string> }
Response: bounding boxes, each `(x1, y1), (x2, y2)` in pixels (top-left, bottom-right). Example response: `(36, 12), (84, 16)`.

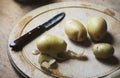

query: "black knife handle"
(9, 25), (46, 51)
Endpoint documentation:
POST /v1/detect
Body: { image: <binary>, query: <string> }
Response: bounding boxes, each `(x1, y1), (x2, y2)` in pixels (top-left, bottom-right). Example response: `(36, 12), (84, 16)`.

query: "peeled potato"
(37, 34), (67, 57)
(87, 16), (107, 41)
(64, 19), (87, 42)
(92, 43), (114, 59)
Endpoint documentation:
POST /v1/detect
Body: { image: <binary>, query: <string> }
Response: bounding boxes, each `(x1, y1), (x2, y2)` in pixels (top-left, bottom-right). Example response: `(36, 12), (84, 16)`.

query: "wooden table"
(0, 0), (120, 78)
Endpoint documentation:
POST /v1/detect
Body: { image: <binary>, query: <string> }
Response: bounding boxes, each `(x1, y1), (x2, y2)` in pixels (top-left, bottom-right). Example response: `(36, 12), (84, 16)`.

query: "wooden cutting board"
(8, 2), (120, 78)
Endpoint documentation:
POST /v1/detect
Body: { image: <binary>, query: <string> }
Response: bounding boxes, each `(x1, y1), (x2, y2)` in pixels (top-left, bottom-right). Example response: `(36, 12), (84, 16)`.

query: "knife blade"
(10, 12), (65, 51)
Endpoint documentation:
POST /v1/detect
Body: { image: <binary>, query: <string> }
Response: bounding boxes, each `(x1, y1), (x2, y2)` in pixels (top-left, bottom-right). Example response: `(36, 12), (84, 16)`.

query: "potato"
(37, 34), (67, 57)
(87, 16), (107, 41)
(92, 43), (114, 59)
(64, 19), (87, 42)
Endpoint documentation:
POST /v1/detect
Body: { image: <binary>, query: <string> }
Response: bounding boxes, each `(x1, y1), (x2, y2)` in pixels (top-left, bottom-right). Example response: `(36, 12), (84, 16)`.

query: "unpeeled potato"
(92, 43), (114, 59)
(64, 19), (87, 42)
(87, 16), (107, 41)
(37, 34), (67, 58)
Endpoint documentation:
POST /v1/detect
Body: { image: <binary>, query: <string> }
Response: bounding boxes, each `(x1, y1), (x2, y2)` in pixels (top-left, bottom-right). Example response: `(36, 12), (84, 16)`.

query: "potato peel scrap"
(38, 54), (68, 77)
(67, 50), (85, 59)
(41, 61), (50, 69)
(49, 59), (56, 65)
(32, 50), (40, 55)
(38, 54), (57, 70)
(37, 50), (85, 78)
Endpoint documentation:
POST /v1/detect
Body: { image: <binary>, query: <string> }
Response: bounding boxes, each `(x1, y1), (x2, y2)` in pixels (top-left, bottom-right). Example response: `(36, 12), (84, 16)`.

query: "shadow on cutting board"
(97, 56), (119, 66)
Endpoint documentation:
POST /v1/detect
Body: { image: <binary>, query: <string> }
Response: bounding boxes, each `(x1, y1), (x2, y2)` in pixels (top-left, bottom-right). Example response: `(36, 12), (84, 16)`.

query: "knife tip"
(10, 42), (16, 47)
(9, 42), (22, 51)
(61, 12), (65, 17)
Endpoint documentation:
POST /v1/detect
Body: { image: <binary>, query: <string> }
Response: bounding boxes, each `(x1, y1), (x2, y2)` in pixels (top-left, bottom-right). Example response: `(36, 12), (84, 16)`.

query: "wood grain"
(1, 0), (120, 78)
(8, 2), (120, 78)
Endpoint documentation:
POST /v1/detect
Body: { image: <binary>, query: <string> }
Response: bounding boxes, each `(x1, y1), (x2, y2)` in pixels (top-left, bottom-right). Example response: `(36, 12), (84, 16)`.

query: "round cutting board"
(8, 2), (120, 78)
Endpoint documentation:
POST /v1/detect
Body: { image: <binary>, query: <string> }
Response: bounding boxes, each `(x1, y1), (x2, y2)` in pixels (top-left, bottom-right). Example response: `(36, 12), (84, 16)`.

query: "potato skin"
(37, 34), (67, 56)
(64, 19), (87, 42)
(38, 54), (54, 65)
(92, 43), (114, 59)
(87, 16), (107, 41)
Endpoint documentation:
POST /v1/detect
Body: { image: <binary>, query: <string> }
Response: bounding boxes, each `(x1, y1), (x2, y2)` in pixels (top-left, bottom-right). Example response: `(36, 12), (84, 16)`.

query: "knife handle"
(10, 25), (45, 51)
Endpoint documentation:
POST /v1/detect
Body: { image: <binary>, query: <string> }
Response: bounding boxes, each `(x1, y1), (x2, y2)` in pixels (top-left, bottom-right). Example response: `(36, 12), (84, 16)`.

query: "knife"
(10, 12), (65, 51)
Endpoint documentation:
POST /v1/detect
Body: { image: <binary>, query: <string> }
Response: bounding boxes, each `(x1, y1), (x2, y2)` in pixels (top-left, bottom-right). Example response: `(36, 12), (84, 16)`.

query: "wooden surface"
(8, 2), (120, 78)
(0, 0), (120, 78)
